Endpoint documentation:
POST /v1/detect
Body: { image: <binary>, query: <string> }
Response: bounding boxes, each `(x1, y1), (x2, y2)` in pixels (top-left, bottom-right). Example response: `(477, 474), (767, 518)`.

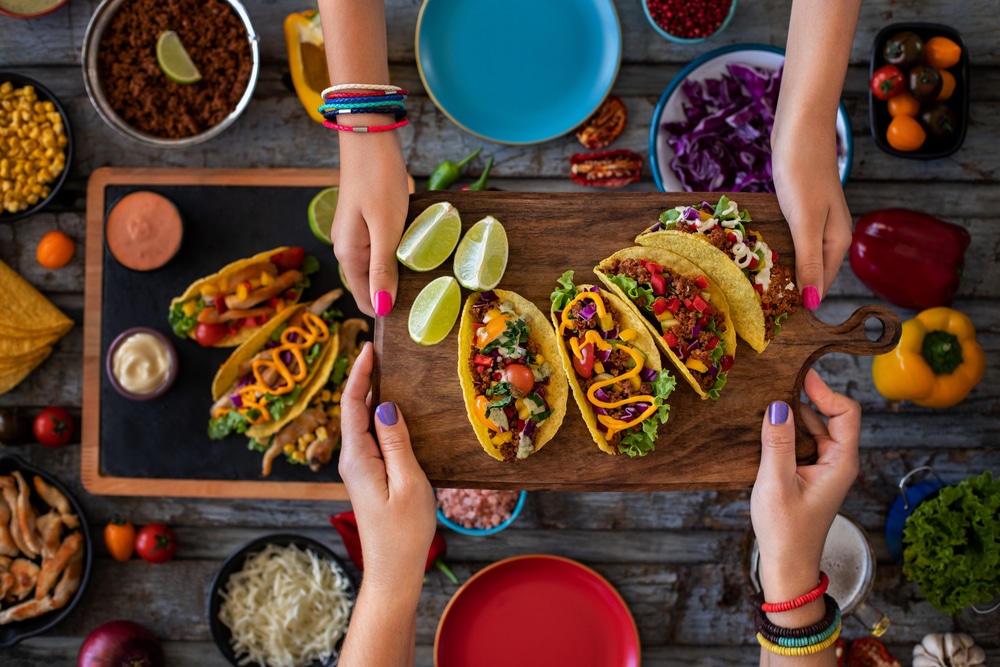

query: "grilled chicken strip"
(0, 571), (13, 599)
(224, 270), (304, 310)
(197, 305), (272, 325)
(35, 512), (63, 560)
(12, 472), (41, 557)
(32, 476), (79, 529)
(35, 532), (83, 600)
(306, 438), (337, 472)
(308, 289), (344, 316)
(8, 558), (39, 600)
(0, 496), (18, 557)
(0, 477), (33, 558)
(0, 596), (55, 625)
(51, 546), (84, 608)
(219, 261), (278, 292)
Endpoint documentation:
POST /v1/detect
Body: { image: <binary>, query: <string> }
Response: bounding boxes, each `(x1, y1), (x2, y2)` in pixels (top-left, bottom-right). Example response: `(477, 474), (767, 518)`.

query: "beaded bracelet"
(322, 118), (409, 133)
(756, 622), (841, 657)
(324, 89), (409, 99)
(321, 83), (404, 96)
(768, 612), (842, 648)
(759, 572), (829, 613)
(753, 593), (839, 639)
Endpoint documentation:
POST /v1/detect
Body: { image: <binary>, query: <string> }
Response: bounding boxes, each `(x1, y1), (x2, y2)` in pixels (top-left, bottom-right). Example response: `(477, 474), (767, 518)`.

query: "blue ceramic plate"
(416, 0), (621, 145)
(649, 44), (852, 192)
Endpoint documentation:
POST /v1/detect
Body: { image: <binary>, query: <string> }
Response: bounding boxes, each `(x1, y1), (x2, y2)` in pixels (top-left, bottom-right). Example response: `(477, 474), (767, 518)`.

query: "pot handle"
(853, 600), (891, 637)
(898, 466), (945, 510)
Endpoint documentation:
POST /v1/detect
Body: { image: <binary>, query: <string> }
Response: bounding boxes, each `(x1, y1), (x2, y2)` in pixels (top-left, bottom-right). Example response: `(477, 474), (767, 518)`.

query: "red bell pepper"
(330, 511), (459, 584)
(849, 208), (969, 310)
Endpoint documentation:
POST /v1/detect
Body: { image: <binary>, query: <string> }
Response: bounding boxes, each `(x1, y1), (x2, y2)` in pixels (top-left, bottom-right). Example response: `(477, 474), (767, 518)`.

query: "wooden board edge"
(81, 170), (109, 497)
(80, 474), (350, 500)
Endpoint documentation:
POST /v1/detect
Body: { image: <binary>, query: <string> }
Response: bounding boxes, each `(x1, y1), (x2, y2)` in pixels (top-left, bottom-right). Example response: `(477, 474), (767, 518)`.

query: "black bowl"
(0, 71), (74, 223)
(207, 533), (358, 667)
(868, 23), (969, 159)
(0, 453), (92, 648)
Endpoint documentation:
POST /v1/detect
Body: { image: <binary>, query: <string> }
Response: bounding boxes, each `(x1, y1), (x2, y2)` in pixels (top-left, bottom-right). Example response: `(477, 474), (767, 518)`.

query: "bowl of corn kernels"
(0, 71), (72, 222)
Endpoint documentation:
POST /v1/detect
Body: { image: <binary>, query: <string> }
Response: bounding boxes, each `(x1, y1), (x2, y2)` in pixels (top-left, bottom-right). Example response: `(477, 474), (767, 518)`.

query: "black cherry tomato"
(908, 65), (943, 102)
(883, 31), (925, 69)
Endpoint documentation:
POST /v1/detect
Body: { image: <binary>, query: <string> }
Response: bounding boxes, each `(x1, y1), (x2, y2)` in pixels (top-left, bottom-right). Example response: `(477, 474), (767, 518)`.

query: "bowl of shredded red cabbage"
(650, 44), (852, 192)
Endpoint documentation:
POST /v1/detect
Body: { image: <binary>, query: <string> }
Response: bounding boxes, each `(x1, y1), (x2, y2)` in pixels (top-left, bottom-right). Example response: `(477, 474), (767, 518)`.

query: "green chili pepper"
(427, 147), (482, 190)
(462, 156), (494, 191)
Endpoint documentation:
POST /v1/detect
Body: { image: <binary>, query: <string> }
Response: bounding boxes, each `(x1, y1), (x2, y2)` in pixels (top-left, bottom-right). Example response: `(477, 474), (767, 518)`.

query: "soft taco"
(249, 318), (369, 477)
(595, 247), (736, 400)
(550, 272), (676, 457)
(637, 196), (799, 352)
(208, 289), (344, 442)
(458, 289), (568, 462)
(169, 246), (319, 347)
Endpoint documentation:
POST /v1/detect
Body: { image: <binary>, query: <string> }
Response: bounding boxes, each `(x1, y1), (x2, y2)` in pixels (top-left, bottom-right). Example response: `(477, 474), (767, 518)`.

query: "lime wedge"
(408, 276), (461, 346)
(156, 31), (202, 85)
(396, 202), (462, 272)
(453, 216), (508, 291)
(308, 187), (339, 245)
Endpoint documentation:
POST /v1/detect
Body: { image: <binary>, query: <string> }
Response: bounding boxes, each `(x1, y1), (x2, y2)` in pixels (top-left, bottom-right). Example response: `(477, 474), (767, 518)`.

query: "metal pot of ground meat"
(81, 0), (260, 148)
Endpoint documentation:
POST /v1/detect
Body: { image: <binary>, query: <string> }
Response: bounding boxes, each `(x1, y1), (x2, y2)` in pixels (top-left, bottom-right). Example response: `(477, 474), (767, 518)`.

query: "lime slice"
(337, 264), (351, 293)
(453, 216), (508, 291)
(408, 276), (461, 346)
(308, 187), (339, 245)
(156, 31), (202, 85)
(396, 202), (462, 272)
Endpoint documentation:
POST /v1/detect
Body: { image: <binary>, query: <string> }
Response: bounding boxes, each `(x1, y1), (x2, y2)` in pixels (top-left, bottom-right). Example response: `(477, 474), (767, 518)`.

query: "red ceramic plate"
(435, 555), (640, 667)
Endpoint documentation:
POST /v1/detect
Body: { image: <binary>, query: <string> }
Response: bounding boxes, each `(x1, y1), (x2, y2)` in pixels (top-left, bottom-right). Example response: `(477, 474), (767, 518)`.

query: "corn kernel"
(619, 328), (638, 342)
(235, 282), (249, 301)
(182, 300), (199, 317)
(291, 451), (306, 462)
(315, 426), (328, 441)
(319, 390), (331, 402)
(331, 391), (342, 402)
(283, 443), (295, 454)
(260, 271), (274, 286)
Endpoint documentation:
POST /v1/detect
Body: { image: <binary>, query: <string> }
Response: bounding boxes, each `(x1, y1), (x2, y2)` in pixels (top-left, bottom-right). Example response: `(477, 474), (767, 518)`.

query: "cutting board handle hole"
(865, 317), (884, 342)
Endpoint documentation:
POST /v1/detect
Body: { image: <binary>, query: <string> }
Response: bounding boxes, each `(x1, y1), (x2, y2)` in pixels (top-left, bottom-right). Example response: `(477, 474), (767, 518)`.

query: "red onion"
(78, 620), (165, 667)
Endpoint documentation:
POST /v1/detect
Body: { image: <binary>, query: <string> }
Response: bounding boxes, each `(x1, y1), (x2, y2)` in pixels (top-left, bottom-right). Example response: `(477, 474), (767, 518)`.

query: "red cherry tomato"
(502, 364), (535, 398)
(193, 322), (227, 347)
(870, 65), (905, 101)
(571, 343), (595, 379)
(134, 523), (177, 563)
(33, 407), (74, 447)
(271, 246), (305, 272)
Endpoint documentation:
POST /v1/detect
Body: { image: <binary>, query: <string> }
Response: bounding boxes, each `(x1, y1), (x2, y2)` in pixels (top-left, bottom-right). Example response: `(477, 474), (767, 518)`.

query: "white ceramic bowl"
(649, 44), (852, 192)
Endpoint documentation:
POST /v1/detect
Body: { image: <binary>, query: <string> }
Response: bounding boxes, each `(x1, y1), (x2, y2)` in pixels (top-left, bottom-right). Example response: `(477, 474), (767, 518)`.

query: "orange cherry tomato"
(924, 36), (962, 69)
(887, 91), (921, 117)
(886, 115), (927, 152)
(36, 230), (76, 269)
(104, 516), (136, 562)
(936, 70), (956, 101)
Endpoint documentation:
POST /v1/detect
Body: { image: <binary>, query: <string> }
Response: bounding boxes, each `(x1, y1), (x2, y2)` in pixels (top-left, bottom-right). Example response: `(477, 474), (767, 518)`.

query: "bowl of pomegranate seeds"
(643, 0), (736, 44)
(436, 489), (527, 536)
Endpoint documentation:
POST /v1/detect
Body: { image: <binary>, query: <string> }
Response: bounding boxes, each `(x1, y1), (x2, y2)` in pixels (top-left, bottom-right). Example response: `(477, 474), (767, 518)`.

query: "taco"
(637, 196), (799, 352)
(168, 246), (319, 347)
(595, 247), (736, 400)
(249, 318), (369, 477)
(458, 290), (568, 462)
(550, 272), (676, 457)
(208, 289), (344, 442)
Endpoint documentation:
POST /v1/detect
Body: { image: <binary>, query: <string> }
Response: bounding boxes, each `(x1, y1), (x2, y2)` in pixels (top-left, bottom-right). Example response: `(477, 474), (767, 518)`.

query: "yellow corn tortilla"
(0, 260), (74, 338)
(549, 284), (665, 455)
(0, 346), (52, 373)
(0, 331), (62, 358)
(595, 246), (737, 400)
(458, 290), (568, 462)
(0, 347), (52, 395)
(637, 228), (769, 352)
(211, 301), (340, 440)
(170, 247), (300, 348)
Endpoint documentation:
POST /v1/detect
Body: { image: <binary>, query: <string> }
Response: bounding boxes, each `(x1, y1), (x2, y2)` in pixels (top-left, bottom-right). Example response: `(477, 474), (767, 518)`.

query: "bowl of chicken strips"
(0, 453), (92, 647)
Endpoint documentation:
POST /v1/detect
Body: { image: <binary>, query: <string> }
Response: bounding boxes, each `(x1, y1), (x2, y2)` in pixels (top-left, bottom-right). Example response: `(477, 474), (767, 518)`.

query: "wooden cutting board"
(377, 192), (901, 491)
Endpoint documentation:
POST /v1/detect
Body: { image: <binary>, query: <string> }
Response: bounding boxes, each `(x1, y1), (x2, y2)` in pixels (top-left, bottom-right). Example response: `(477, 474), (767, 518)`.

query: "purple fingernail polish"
(374, 290), (393, 317)
(769, 401), (789, 425)
(802, 286), (820, 311)
(376, 402), (397, 426)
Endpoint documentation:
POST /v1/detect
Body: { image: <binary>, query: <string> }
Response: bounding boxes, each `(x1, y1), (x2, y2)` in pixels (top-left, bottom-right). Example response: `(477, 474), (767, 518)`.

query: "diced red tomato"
(683, 298), (693, 310)
(705, 336), (720, 350)
(695, 275), (709, 290)
(242, 316), (258, 328)
(271, 246), (306, 272)
(517, 419), (525, 432)
(284, 289), (297, 300)
(258, 314), (269, 325)
(666, 297), (681, 314)
(720, 355), (734, 372)
(726, 232), (738, 243)
(652, 297), (668, 316)
(268, 296), (280, 308)
(771, 250), (778, 262)
(645, 262), (663, 275)
(754, 283), (764, 294)
(571, 343), (595, 379)
(650, 273), (666, 296)
(697, 313), (710, 327)
(472, 322), (484, 334)
(474, 354), (493, 367)
(215, 296), (228, 315)
(748, 255), (759, 270)
(492, 372), (503, 381)
(194, 322), (227, 347)
(693, 294), (708, 312)
(664, 332), (679, 349)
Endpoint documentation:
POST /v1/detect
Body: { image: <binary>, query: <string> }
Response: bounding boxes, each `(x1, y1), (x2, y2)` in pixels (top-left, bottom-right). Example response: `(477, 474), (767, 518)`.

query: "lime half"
(453, 216), (508, 291)
(308, 187), (339, 245)
(156, 31), (202, 85)
(396, 202), (461, 271)
(408, 276), (461, 346)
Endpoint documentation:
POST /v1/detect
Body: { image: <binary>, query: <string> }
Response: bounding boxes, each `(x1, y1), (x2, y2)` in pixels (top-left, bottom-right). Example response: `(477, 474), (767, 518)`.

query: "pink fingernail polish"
(374, 290), (393, 317)
(802, 286), (820, 311)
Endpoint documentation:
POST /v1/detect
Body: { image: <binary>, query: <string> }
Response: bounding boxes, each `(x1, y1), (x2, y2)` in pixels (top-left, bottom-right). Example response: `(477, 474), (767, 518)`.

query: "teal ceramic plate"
(416, 0), (621, 145)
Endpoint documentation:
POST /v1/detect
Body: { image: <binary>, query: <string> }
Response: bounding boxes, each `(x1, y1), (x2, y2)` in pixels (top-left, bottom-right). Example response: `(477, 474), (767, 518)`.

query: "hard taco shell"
(458, 290), (567, 462)
(549, 284), (663, 455)
(595, 246), (736, 400)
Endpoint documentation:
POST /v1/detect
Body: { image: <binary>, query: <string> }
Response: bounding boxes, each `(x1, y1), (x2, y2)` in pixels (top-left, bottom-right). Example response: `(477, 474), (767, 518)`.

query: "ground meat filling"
(762, 265), (799, 341)
(97, 0), (253, 139)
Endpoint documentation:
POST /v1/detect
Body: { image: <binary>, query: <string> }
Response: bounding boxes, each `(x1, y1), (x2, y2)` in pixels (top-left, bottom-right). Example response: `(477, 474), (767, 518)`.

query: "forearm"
(757, 566), (836, 667)
(339, 578), (422, 667)
(318, 0), (390, 86)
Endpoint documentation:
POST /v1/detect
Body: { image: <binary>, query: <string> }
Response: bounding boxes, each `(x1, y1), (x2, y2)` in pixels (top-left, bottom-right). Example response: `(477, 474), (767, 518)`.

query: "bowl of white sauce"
(105, 327), (178, 400)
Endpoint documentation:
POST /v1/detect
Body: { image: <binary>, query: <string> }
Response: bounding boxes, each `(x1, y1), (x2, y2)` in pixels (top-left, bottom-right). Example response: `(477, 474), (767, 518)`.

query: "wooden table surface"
(2, 1), (998, 664)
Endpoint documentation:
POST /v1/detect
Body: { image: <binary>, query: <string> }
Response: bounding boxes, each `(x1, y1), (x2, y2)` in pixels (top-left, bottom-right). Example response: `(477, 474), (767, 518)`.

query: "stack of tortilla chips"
(0, 259), (73, 395)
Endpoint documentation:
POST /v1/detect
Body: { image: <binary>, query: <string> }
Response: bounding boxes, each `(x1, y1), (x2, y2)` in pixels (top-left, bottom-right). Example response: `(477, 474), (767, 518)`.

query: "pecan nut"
(575, 95), (628, 150)
(569, 149), (643, 189)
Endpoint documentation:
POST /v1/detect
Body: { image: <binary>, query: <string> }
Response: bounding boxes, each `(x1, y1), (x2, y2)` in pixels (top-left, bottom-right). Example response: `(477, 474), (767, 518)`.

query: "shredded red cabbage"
(595, 347), (612, 363)
(520, 419), (535, 439)
(662, 63), (782, 193)
(691, 325), (701, 337)
(601, 327), (620, 340)
(578, 302), (597, 320)
(230, 393), (243, 408)
(640, 367), (658, 382)
(594, 387), (610, 402)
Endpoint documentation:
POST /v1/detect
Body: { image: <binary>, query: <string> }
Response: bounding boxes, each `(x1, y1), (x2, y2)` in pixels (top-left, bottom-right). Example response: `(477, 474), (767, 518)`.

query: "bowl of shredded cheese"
(208, 534), (357, 667)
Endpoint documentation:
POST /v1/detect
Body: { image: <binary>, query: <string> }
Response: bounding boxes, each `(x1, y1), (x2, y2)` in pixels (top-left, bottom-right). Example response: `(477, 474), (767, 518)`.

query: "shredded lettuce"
(618, 370), (676, 457)
(263, 384), (304, 422)
(550, 270), (579, 312)
(168, 299), (203, 338)
(208, 409), (252, 440)
(606, 273), (655, 310)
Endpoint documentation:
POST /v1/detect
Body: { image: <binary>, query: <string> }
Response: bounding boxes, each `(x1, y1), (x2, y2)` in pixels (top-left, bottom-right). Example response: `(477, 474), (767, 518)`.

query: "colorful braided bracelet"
(759, 572), (829, 613)
(753, 593), (840, 639)
(321, 83), (403, 96)
(322, 119), (409, 133)
(756, 622), (841, 657)
(319, 95), (407, 108)
(324, 89), (409, 99)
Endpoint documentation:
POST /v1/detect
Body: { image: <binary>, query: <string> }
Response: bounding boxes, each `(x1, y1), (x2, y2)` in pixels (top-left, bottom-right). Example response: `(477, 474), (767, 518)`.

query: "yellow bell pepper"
(284, 10), (329, 124)
(872, 307), (985, 408)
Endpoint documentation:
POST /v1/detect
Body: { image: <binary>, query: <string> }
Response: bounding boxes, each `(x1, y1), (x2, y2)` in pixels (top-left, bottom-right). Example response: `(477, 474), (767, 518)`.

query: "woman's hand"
(338, 342), (436, 591)
(332, 131), (410, 317)
(751, 369), (860, 620)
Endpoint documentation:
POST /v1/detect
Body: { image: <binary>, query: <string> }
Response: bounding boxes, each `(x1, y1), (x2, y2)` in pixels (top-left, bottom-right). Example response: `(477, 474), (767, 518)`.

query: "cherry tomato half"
(502, 364), (535, 398)
(271, 246), (305, 272)
(571, 343), (595, 379)
(194, 322), (227, 347)
(135, 523), (177, 563)
(33, 407), (74, 447)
